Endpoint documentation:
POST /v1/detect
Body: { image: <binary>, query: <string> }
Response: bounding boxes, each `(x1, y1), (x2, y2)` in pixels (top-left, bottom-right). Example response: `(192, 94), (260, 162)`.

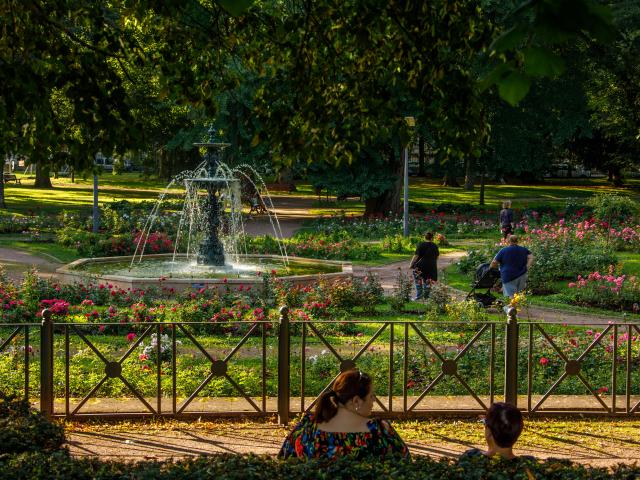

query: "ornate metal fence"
(2, 308), (639, 422)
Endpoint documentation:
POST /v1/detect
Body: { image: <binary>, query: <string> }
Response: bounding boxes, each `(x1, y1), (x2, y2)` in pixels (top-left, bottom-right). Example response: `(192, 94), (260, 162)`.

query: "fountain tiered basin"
(57, 254), (352, 293)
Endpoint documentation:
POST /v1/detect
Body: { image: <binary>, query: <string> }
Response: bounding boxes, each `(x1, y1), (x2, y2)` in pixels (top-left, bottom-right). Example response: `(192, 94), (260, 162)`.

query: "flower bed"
(566, 267), (640, 312)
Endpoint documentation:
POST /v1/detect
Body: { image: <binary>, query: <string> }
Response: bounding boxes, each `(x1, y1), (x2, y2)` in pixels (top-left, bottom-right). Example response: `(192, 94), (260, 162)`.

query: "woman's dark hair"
(314, 369), (372, 423)
(424, 232), (434, 240)
(485, 402), (523, 448)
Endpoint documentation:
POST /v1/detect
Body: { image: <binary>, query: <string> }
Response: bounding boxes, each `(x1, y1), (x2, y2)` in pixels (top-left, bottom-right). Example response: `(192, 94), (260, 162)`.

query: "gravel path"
(64, 417), (640, 467)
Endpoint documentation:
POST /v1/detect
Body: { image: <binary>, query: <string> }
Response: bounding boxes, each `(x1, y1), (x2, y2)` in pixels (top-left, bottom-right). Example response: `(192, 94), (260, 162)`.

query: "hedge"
(2, 391), (639, 479)
(2, 451), (639, 480)
(0, 393), (65, 454)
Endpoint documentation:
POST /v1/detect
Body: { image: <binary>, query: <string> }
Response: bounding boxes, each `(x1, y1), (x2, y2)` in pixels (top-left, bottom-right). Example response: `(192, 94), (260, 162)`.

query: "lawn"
(0, 238), (80, 263)
(2, 173), (182, 216)
(4, 173), (638, 217)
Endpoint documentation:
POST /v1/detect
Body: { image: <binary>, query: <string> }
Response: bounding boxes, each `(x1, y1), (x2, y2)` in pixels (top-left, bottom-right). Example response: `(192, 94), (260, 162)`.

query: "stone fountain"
(55, 129), (352, 292)
(189, 129), (234, 266)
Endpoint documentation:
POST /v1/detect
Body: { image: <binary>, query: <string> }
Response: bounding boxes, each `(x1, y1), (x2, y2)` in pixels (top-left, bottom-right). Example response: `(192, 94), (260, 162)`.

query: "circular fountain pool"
(56, 254), (352, 293)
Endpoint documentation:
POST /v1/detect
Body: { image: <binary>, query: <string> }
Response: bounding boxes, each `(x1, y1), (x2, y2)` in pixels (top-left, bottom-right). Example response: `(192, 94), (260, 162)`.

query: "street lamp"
(403, 116), (415, 237)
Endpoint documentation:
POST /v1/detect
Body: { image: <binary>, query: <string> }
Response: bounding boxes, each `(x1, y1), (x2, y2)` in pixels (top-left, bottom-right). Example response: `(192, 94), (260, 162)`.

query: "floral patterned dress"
(279, 413), (410, 460)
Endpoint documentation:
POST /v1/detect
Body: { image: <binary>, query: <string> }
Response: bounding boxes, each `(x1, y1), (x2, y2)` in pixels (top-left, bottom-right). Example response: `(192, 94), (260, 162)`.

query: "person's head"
(508, 235), (518, 245)
(424, 232), (434, 241)
(483, 402), (523, 449)
(502, 201), (511, 209)
(314, 369), (373, 423)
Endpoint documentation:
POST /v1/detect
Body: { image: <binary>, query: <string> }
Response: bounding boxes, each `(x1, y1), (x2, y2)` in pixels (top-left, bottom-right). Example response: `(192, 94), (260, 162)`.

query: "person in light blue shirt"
(490, 235), (533, 298)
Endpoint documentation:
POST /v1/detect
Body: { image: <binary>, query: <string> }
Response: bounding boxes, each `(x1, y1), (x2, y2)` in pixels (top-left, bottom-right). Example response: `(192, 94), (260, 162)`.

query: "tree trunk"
(71, 167), (75, 183)
(34, 163), (53, 188)
(442, 170), (460, 187)
(276, 167), (297, 192)
(364, 153), (403, 217)
(418, 136), (426, 176)
(0, 173), (5, 209)
(611, 165), (624, 187)
(463, 158), (474, 190)
(479, 168), (486, 206)
(158, 149), (167, 179)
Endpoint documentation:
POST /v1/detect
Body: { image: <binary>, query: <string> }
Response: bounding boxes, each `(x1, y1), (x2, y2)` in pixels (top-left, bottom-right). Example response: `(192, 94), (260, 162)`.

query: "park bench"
(249, 195), (268, 215)
(3, 174), (21, 184)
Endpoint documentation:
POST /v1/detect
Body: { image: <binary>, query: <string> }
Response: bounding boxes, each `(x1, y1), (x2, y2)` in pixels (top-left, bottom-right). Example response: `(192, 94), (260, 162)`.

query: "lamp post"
(403, 117), (415, 237)
(93, 174), (99, 233)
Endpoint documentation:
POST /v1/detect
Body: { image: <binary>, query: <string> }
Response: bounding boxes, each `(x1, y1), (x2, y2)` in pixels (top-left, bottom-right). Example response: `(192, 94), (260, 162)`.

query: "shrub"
(457, 247), (498, 275)
(567, 267), (640, 312)
(527, 241), (617, 292)
(587, 193), (639, 224)
(0, 449), (631, 480)
(0, 391), (65, 454)
(389, 269), (413, 311)
(423, 282), (451, 315)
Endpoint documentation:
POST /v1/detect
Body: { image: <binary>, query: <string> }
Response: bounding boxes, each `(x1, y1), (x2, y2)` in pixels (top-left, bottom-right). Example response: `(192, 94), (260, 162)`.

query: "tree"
(0, 2), (150, 192)
(246, 1), (493, 214)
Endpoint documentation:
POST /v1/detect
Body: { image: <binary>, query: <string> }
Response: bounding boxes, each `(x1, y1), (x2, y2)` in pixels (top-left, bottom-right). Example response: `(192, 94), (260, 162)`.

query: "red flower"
(127, 332), (137, 342)
(539, 357), (549, 366)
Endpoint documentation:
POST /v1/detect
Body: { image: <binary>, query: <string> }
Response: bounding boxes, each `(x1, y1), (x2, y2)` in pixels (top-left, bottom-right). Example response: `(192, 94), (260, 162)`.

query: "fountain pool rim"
(56, 254), (353, 293)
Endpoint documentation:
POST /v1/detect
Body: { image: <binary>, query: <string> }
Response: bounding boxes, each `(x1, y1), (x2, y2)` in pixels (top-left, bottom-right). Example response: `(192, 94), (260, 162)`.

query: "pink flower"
(127, 332), (137, 342)
(539, 357), (549, 366)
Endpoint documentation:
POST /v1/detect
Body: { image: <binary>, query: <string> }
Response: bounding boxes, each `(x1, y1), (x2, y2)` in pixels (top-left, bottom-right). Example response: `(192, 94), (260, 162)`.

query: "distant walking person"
(499, 201), (514, 239)
(410, 232), (439, 300)
(490, 235), (533, 299)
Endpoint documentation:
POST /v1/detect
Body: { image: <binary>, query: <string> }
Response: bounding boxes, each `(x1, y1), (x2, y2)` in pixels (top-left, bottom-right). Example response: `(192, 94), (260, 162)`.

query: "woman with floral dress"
(279, 369), (410, 460)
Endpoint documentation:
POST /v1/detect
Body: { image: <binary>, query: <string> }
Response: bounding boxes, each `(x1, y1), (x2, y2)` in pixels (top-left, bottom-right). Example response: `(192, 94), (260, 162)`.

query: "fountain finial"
(207, 125), (218, 143)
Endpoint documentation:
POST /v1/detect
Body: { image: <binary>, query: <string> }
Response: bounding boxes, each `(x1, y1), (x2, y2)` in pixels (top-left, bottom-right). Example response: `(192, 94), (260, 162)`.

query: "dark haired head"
(314, 369), (372, 423)
(484, 402), (523, 448)
(424, 232), (434, 240)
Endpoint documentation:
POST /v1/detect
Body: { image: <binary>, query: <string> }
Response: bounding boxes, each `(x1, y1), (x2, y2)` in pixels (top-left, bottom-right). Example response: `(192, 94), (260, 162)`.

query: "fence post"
(40, 309), (54, 418)
(504, 307), (519, 407)
(277, 306), (290, 425)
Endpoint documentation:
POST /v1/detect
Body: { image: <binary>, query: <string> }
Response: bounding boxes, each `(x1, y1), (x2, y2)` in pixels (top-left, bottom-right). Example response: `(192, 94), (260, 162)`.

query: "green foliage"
(0, 392), (65, 454)
(527, 241), (618, 292)
(481, 0), (615, 106)
(1, 447), (633, 479)
(457, 246), (500, 275)
(243, 233), (379, 261)
(389, 270), (413, 311)
(423, 282), (452, 315)
(587, 193), (639, 223)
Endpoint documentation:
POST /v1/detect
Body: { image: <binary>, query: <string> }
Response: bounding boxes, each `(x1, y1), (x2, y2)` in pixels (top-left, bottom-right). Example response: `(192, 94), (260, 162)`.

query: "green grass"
(618, 252), (640, 276)
(3, 173), (182, 215)
(0, 237), (80, 263)
(408, 178), (640, 209)
(4, 173), (638, 217)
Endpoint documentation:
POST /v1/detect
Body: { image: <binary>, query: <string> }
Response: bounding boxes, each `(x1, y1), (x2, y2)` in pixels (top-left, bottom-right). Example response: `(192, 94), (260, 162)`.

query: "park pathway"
(63, 416), (640, 467)
(352, 251), (622, 325)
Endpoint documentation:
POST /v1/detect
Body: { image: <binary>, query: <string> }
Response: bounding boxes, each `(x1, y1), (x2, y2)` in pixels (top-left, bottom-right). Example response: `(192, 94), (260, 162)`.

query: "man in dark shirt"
(499, 200), (514, 239)
(490, 235), (533, 298)
(409, 232), (439, 300)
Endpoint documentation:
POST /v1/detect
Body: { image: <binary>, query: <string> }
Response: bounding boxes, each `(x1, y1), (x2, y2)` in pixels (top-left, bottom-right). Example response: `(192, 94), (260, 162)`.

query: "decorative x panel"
(408, 322), (493, 412)
(176, 323), (263, 413)
(303, 322), (390, 413)
(530, 324), (612, 413)
(70, 325), (156, 415)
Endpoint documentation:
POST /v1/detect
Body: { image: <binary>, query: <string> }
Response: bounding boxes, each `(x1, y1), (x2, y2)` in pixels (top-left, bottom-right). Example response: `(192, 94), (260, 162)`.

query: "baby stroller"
(466, 263), (503, 308)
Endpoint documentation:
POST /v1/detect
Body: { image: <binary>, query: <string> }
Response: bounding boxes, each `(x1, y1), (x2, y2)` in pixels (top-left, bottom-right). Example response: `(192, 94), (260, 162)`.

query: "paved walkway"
(64, 416), (640, 467)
